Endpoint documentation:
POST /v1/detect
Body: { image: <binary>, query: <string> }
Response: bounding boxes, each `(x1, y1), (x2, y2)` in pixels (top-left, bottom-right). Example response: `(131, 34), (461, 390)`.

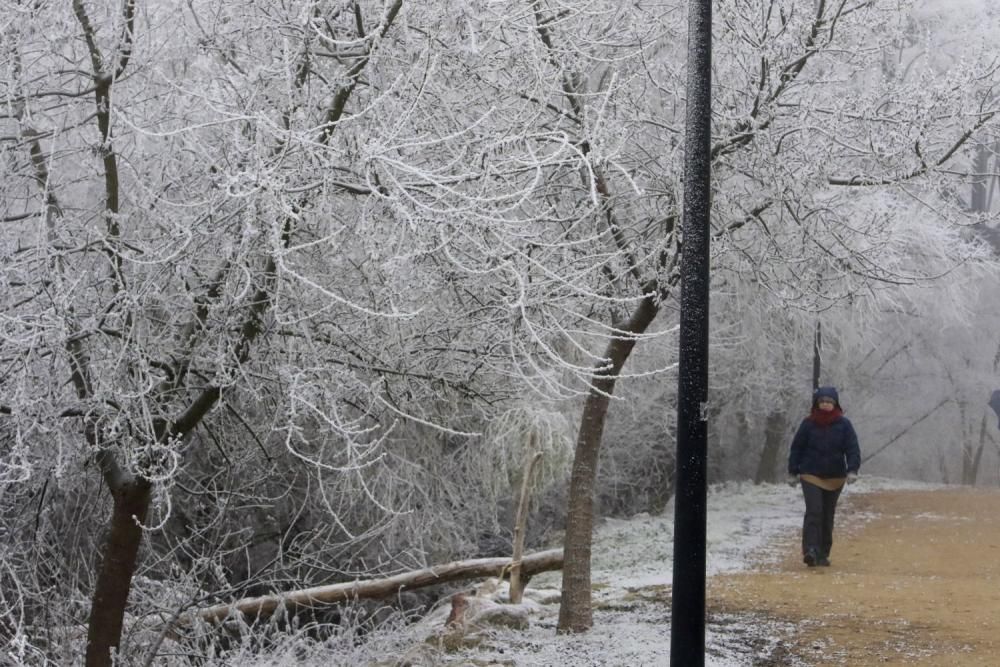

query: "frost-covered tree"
(368, 0), (1000, 633)
(3, 0), (1000, 661)
(0, 0), (522, 663)
(483, 0), (1000, 631)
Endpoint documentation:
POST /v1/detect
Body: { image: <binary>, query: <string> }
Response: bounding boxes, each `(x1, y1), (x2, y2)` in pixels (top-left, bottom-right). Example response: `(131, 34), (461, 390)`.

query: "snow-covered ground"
(428, 476), (939, 667)
(214, 476), (938, 667)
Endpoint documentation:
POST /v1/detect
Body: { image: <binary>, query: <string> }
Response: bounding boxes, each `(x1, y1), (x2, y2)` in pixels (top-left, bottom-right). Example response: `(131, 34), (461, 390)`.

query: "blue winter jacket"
(787, 414), (861, 478)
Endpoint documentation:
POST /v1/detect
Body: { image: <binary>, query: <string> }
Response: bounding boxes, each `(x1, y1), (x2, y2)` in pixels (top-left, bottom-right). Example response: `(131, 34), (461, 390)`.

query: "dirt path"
(709, 488), (1000, 666)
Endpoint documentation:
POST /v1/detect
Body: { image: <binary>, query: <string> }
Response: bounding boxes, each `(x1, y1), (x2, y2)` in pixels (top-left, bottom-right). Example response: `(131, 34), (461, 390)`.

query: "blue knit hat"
(813, 386), (840, 407)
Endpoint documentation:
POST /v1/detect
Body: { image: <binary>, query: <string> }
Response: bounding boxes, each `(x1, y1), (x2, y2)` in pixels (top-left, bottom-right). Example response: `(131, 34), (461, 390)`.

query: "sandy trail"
(709, 488), (1000, 666)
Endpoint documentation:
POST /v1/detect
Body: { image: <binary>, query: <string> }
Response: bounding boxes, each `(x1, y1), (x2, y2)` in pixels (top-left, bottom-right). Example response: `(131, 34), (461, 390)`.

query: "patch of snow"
(589, 479), (804, 593)
(211, 477), (943, 666)
(439, 476), (938, 667)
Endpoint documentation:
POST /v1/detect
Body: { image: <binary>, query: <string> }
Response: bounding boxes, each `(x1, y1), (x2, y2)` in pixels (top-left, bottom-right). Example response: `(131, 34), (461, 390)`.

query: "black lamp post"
(670, 0), (712, 665)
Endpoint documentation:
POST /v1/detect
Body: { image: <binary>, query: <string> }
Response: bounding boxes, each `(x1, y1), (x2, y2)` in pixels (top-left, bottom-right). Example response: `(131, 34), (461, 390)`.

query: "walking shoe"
(817, 556), (831, 567)
(803, 549), (818, 567)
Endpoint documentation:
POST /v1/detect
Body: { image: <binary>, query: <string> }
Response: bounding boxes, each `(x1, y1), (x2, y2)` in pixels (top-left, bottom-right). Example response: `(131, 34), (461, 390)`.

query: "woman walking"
(787, 386), (861, 567)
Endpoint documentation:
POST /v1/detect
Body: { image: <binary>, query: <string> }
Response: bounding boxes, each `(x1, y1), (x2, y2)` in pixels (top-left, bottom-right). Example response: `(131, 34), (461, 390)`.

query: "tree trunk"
(557, 382), (611, 633)
(958, 402), (984, 487)
(972, 415), (987, 485)
(735, 411), (750, 475)
(963, 415), (988, 486)
(754, 411), (787, 484)
(86, 480), (152, 667)
(705, 401), (724, 485)
(557, 295), (659, 633)
(971, 141), (990, 212)
(962, 442), (974, 485)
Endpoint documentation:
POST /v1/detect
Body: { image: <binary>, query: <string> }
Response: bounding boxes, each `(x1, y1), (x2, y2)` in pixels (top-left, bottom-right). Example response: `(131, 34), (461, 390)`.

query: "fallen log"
(190, 548), (563, 626)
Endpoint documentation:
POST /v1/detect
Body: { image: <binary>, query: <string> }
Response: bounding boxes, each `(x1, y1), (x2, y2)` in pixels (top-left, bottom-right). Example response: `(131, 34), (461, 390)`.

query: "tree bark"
(963, 414), (987, 486)
(973, 415), (987, 484)
(754, 411), (787, 484)
(188, 548), (564, 627)
(557, 295), (659, 633)
(85, 480), (152, 667)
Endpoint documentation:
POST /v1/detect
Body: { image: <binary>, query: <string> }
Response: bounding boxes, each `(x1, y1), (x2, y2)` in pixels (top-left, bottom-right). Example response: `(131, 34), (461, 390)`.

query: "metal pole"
(812, 321), (822, 390)
(670, 0), (711, 665)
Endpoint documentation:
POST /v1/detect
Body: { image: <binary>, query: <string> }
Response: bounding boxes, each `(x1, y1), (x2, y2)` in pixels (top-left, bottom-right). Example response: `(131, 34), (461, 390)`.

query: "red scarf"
(808, 407), (843, 426)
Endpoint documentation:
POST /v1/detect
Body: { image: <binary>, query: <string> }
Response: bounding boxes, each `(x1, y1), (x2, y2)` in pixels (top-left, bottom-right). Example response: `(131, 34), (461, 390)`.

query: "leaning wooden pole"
(671, 0), (712, 664)
(510, 450), (543, 604)
(187, 549), (564, 627)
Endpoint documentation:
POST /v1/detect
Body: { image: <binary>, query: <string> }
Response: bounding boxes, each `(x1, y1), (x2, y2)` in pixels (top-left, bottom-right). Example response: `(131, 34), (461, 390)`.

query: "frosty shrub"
(476, 407), (573, 506)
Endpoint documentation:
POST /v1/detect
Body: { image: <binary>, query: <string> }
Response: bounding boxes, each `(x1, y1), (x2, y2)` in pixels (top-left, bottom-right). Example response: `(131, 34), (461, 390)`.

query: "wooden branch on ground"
(189, 548), (564, 627)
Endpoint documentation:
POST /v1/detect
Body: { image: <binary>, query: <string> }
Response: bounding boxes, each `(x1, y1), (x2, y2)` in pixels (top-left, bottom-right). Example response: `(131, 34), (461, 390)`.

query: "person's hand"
(847, 472), (859, 485)
(786, 474), (799, 487)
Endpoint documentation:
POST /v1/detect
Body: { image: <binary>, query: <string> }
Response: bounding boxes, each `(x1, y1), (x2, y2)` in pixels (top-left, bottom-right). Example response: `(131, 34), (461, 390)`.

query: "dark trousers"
(801, 480), (842, 558)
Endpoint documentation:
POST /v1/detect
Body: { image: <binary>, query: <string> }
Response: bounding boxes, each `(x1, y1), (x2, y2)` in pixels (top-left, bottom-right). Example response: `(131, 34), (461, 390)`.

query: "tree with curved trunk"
(3, 1), (999, 660)
(539, 0), (1000, 632)
(558, 293), (665, 631)
(3, 1), (411, 663)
